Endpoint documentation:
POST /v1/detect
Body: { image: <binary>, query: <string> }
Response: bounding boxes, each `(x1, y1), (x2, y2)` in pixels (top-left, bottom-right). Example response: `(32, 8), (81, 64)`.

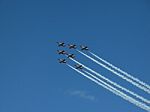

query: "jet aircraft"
(57, 42), (65, 47)
(67, 54), (75, 58)
(57, 50), (66, 55)
(68, 44), (77, 49)
(80, 45), (89, 51)
(75, 64), (83, 69)
(58, 59), (67, 63)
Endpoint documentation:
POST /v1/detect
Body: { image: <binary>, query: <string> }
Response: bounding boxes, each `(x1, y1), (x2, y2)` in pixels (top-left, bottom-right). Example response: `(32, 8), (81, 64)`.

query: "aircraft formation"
(57, 42), (88, 69)
(56, 42), (150, 112)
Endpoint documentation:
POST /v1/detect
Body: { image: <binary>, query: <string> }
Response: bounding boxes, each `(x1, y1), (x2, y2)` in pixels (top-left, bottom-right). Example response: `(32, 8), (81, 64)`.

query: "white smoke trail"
(83, 70), (150, 104)
(83, 70), (150, 111)
(70, 58), (150, 104)
(89, 51), (150, 91)
(67, 64), (150, 112)
(77, 50), (150, 94)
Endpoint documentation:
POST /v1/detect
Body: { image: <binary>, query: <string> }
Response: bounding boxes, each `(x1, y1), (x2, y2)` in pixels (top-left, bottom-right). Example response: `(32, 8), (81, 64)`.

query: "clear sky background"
(0, 0), (150, 112)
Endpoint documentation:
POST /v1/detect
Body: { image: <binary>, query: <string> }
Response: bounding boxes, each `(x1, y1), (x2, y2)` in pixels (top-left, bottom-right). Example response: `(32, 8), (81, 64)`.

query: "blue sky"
(0, 0), (150, 112)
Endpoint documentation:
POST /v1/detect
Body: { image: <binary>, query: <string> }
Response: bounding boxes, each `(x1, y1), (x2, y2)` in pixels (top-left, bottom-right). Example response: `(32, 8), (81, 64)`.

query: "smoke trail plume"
(70, 58), (150, 104)
(77, 50), (150, 94)
(67, 64), (150, 112)
(89, 51), (150, 91)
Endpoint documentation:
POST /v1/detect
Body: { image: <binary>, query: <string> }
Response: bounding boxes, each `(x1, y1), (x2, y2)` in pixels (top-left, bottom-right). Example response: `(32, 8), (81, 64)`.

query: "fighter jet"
(58, 59), (67, 63)
(75, 64), (83, 69)
(57, 42), (65, 47)
(68, 44), (77, 49)
(80, 45), (89, 51)
(57, 50), (66, 55)
(67, 54), (75, 58)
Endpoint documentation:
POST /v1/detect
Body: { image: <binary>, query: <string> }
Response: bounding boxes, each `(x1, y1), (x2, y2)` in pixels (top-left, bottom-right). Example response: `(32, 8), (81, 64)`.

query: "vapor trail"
(83, 70), (150, 111)
(89, 51), (150, 91)
(67, 64), (150, 112)
(70, 58), (150, 104)
(77, 50), (150, 94)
